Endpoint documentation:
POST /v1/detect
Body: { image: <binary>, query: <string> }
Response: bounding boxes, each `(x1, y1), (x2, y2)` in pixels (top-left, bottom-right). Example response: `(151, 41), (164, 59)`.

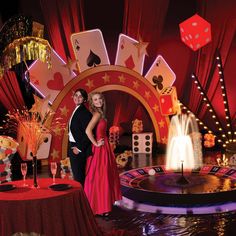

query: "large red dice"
(159, 86), (178, 116)
(179, 14), (211, 51)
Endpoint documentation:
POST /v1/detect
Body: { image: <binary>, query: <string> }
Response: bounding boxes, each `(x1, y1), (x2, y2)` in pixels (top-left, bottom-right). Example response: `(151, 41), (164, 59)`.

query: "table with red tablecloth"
(0, 178), (103, 236)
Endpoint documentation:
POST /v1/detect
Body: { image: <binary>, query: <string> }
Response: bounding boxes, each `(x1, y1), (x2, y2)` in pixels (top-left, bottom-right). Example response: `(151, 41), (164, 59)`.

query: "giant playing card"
(71, 29), (110, 72)
(145, 55), (176, 93)
(28, 48), (76, 103)
(115, 34), (146, 75)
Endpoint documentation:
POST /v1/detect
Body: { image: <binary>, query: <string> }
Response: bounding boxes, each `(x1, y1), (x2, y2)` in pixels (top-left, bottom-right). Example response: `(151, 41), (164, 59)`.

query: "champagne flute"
(21, 163), (28, 186)
(50, 162), (57, 184)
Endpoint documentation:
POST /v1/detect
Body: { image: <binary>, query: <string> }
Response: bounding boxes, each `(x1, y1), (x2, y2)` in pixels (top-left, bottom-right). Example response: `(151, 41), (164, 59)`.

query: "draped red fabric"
(188, 0), (236, 133)
(39, 0), (85, 61)
(0, 71), (25, 111)
(123, 0), (169, 68)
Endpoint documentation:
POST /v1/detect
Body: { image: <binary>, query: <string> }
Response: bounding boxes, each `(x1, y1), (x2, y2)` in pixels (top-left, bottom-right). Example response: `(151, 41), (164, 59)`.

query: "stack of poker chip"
(60, 157), (73, 179)
(0, 136), (19, 183)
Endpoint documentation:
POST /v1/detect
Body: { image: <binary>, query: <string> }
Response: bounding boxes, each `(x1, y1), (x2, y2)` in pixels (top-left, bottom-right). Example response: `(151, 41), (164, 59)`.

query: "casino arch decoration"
(49, 65), (169, 160)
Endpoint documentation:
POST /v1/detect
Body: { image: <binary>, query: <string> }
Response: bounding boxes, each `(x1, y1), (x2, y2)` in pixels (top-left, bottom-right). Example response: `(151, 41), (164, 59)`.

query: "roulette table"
(120, 165), (236, 207)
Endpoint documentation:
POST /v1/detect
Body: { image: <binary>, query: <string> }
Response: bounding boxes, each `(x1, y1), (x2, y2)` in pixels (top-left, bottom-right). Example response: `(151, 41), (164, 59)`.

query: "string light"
(179, 101), (219, 141)
(192, 73), (229, 148)
(216, 51), (234, 144)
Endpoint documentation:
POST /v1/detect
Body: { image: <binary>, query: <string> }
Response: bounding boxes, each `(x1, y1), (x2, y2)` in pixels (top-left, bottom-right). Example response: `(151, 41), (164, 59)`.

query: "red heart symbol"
(34, 80), (39, 85)
(47, 72), (64, 90)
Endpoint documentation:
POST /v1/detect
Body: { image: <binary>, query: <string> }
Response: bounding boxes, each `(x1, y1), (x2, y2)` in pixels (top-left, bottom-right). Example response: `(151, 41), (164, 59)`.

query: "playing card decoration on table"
(132, 119), (144, 133)
(204, 133), (215, 148)
(70, 29), (110, 72)
(28, 49), (76, 103)
(115, 150), (133, 169)
(109, 126), (120, 148)
(179, 14), (212, 51)
(0, 136), (19, 184)
(145, 55), (176, 93)
(0, 136), (18, 163)
(159, 86), (178, 116)
(115, 34), (147, 75)
(60, 157), (73, 179)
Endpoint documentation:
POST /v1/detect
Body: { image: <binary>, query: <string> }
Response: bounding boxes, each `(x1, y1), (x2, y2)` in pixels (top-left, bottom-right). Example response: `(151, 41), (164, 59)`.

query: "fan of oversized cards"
(28, 29), (176, 104)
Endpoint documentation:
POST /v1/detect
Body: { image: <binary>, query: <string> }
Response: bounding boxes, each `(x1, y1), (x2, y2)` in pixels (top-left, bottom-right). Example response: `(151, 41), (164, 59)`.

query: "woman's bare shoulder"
(92, 111), (101, 120)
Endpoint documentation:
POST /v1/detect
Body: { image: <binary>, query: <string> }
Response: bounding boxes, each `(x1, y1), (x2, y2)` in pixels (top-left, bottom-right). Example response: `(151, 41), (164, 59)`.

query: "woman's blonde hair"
(88, 92), (106, 118)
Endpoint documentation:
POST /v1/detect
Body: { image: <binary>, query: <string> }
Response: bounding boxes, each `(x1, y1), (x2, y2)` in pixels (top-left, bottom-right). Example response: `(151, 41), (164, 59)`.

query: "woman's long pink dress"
(84, 118), (122, 215)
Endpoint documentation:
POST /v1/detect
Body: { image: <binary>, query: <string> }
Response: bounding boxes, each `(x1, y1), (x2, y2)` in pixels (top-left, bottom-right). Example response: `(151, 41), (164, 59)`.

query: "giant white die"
(132, 132), (153, 153)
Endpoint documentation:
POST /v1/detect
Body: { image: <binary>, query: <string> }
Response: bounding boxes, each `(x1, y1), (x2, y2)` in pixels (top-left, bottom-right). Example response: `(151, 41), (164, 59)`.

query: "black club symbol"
(152, 75), (163, 90)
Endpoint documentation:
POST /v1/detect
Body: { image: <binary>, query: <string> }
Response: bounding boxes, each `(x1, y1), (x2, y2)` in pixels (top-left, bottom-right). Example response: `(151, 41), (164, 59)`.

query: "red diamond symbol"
(125, 55), (135, 69)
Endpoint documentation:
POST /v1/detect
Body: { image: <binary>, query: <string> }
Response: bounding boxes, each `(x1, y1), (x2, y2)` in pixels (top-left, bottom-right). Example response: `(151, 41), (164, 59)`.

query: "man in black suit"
(67, 88), (92, 186)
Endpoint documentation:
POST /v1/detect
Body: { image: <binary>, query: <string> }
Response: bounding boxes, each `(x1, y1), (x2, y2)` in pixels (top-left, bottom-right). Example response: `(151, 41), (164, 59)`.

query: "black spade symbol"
(152, 75), (163, 90)
(86, 50), (101, 67)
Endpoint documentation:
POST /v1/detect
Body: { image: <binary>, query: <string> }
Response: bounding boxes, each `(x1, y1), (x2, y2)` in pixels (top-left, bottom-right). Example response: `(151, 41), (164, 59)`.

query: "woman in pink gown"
(84, 92), (122, 216)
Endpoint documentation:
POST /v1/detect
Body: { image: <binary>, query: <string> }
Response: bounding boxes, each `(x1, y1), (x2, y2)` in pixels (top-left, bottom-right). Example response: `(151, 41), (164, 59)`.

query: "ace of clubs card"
(145, 55), (176, 93)
(70, 29), (110, 72)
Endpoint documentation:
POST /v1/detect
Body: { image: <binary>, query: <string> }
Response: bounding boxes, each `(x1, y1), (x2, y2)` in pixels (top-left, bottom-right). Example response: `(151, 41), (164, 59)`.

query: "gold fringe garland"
(0, 36), (51, 78)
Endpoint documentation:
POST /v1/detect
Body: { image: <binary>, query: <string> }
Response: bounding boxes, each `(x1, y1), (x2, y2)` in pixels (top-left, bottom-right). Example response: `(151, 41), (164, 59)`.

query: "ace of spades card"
(70, 29), (110, 72)
(145, 55), (176, 93)
(115, 34), (145, 75)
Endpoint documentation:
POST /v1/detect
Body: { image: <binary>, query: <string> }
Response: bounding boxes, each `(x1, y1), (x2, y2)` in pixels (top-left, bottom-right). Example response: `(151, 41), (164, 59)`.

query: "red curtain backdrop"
(0, 71), (25, 111)
(188, 0), (236, 132)
(39, 0), (85, 62)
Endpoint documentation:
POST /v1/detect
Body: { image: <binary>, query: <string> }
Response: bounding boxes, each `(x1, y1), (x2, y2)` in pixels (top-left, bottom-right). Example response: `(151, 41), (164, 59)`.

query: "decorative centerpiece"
(1, 96), (65, 188)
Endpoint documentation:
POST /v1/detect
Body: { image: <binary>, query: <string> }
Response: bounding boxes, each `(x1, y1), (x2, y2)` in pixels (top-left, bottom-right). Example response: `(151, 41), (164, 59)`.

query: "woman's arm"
(85, 112), (101, 147)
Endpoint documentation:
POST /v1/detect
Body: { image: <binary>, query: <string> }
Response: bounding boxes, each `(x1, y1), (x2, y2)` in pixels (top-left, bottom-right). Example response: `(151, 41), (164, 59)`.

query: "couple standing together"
(68, 88), (122, 216)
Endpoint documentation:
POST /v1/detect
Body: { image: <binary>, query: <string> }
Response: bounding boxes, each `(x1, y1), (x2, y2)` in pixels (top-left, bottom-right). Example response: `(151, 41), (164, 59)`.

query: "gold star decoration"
(144, 91), (151, 100)
(59, 105), (69, 117)
(74, 60), (80, 75)
(85, 79), (94, 90)
(158, 119), (165, 128)
(134, 36), (149, 58)
(63, 57), (74, 75)
(118, 74), (126, 83)
(30, 94), (51, 119)
(51, 148), (59, 160)
(53, 125), (63, 136)
(152, 104), (159, 112)
(161, 136), (168, 144)
(133, 80), (140, 89)
(102, 73), (110, 83)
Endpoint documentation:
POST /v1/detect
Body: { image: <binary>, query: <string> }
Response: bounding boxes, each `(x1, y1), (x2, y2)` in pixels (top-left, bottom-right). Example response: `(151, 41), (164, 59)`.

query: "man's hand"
(71, 147), (80, 155)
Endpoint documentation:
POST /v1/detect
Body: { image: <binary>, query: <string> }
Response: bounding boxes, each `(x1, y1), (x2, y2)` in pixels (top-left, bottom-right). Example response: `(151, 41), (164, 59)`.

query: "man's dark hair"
(74, 88), (88, 102)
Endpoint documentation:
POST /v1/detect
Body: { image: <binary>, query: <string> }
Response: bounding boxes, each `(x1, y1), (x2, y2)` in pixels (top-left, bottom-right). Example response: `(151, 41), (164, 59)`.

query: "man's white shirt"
(68, 105), (80, 142)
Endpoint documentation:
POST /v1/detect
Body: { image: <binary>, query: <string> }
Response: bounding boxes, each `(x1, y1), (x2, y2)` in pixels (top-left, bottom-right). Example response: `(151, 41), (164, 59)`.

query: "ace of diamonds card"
(115, 34), (145, 75)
